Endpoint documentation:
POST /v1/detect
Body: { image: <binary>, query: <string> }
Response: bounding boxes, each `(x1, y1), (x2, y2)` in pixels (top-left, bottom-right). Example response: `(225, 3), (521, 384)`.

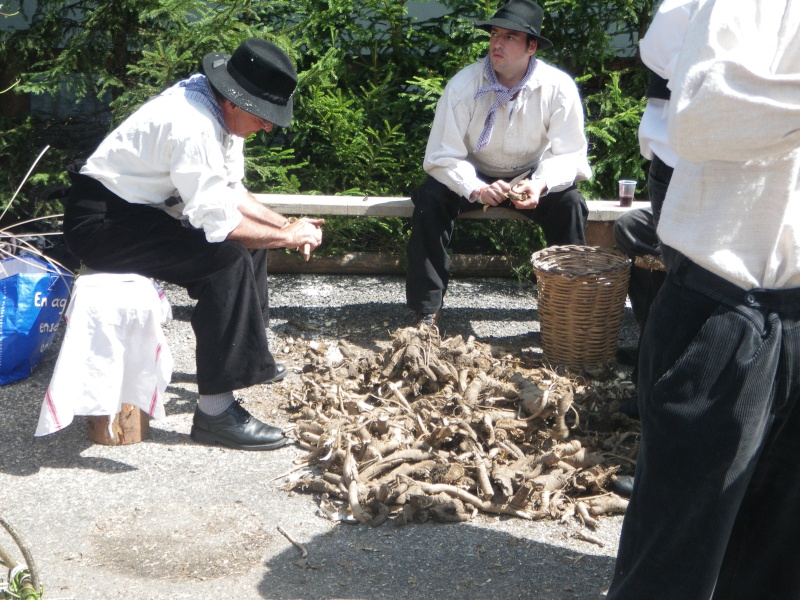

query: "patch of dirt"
(90, 503), (272, 582)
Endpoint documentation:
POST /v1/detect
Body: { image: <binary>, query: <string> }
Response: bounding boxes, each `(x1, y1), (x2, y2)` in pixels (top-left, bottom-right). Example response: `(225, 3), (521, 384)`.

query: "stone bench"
(253, 194), (635, 248)
(253, 194), (639, 275)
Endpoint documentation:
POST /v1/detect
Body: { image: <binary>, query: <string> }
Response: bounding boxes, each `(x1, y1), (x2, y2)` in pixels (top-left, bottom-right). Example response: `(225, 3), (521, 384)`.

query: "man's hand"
(285, 217), (324, 259)
(508, 178), (547, 209)
(474, 180), (512, 207)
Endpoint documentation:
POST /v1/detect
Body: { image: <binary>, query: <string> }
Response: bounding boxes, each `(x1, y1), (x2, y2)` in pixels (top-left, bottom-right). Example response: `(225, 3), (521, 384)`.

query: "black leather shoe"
(190, 400), (288, 450)
(413, 311), (440, 328)
(612, 475), (635, 498)
(263, 363), (288, 384)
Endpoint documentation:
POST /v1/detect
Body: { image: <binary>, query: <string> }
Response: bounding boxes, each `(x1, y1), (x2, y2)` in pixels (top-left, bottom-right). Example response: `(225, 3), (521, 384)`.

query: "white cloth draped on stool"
(35, 273), (174, 436)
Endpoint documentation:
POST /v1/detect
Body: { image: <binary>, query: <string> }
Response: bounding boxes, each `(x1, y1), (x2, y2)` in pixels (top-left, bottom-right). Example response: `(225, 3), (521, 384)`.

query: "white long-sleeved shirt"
(81, 78), (246, 243)
(423, 57), (592, 200)
(637, 0), (694, 167)
(659, 0), (800, 290)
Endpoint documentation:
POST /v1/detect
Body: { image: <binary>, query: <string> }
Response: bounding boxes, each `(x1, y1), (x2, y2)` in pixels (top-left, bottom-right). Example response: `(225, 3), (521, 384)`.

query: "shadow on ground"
(259, 520), (613, 600)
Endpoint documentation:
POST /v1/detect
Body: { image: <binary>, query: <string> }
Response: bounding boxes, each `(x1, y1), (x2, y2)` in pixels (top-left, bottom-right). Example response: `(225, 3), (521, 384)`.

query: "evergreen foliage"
(0, 0), (657, 263)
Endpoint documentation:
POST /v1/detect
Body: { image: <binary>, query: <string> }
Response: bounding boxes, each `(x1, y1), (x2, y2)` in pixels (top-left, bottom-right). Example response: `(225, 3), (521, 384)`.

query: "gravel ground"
(0, 272), (638, 600)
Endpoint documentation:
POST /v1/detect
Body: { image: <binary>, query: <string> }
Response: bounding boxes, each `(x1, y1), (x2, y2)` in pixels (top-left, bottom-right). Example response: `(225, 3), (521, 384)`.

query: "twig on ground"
(277, 525), (308, 559)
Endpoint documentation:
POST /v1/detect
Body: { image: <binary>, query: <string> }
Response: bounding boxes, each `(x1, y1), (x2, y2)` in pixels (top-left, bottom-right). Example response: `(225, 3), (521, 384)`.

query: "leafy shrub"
(1, 0), (658, 267)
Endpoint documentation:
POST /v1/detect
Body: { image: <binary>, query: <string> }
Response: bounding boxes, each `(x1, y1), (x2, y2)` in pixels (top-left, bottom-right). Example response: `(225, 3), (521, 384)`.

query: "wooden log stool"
(35, 272), (173, 443)
(87, 403), (151, 446)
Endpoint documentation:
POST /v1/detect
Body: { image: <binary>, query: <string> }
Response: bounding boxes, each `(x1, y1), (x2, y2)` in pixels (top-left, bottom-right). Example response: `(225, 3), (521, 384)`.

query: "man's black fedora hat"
(475, 0), (554, 50)
(203, 38), (298, 128)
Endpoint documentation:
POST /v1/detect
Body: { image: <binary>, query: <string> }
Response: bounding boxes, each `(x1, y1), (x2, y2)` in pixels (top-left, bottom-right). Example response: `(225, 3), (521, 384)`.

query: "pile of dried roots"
(286, 325), (639, 529)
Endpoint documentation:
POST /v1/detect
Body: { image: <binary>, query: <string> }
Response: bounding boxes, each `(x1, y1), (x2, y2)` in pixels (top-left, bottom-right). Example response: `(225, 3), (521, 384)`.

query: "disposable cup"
(618, 180), (637, 207)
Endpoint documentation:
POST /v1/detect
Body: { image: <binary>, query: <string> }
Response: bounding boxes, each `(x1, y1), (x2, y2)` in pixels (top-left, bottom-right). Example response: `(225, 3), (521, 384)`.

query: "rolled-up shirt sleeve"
(170, 133), (245, 243)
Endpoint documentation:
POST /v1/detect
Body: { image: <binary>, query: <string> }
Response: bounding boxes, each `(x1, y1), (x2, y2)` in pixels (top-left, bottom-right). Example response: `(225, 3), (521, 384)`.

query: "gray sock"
(198, 392), (235, 416)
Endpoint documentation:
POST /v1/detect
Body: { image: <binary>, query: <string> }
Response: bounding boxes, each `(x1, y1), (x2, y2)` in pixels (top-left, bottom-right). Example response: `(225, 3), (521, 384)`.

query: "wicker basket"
(531, 245), (631, 371)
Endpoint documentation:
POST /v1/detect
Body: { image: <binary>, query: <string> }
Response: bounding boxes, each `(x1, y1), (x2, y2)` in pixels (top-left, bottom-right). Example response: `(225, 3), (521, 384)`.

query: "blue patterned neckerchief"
(473, 56), (537, 153)
(178, 73), (230, 134)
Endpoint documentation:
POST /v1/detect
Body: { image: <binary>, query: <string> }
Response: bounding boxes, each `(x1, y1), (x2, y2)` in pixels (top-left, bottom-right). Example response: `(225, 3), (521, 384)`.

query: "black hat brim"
(203, 52), (294, 128)
(475, 20), (553, 50)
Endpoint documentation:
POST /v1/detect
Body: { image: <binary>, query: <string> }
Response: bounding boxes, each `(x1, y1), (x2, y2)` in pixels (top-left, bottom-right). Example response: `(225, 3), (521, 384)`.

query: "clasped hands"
(476, 177), (546, 210)
(285, 217), (324, 260)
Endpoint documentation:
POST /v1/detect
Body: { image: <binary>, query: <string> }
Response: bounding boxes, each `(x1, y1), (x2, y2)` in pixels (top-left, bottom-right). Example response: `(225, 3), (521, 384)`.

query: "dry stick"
(474, 455), (495, 500)
(573, 530), (605, 547)
(1, 78), (20, 94)
(606, 453), (638, 466)
(293, 478), (344, 497)
(277, 526), (308, 559)
(611, 430), (640, 454)
(299, 431), (321, 446)
(458, 369), (469, 394)
(1, 145), (49, 224)
(575, 502), (600, 530)
(372, 459), (438, 487)
(0, 514), (41, 593)
(0, 542), (18, 569)
(496, 440), (526, 461)
(482, 414), (496, 445)
(477, 407), (521, 421)
(0, 213), (65, 235)
(295, 441), (315, 452)
(0, 240), (75, 292)
(400, 477), (534, 520)
(266, 463), (313, 484)
(359, 449), (435, 481)
(387, 382), (413, 412)
(343, 444), (372, 524)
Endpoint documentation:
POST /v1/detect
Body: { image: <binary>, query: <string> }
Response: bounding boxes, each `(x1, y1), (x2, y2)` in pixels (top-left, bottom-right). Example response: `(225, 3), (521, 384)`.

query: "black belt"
(665, 246), (800, 313)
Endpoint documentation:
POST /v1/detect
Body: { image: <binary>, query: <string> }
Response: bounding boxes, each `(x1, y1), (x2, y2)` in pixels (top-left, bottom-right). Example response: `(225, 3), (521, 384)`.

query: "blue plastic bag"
(0, 253), (74, 386)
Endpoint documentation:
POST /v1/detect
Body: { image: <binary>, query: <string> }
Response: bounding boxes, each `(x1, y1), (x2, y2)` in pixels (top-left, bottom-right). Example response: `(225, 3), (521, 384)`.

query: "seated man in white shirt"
(405, 0), (591, 327)
(63, 39), (323, 451)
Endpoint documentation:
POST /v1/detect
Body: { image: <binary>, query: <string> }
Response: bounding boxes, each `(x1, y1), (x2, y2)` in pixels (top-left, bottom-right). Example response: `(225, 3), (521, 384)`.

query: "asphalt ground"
(0, 272), (638, 600)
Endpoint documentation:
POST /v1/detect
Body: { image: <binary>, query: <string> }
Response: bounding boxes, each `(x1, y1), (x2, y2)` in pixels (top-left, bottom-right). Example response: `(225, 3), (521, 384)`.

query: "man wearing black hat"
(406, 0), (591, 327)
(62, 38), (322, 451)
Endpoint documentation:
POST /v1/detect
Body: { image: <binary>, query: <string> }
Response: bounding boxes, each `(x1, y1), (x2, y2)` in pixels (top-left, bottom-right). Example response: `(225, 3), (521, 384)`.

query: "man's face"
(220, 99), (274, 138)
(488, 26), (537, 81)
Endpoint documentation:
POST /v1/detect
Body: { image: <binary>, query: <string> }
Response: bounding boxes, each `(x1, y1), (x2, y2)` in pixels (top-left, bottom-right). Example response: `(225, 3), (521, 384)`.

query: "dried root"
(286, 327), (635, 527)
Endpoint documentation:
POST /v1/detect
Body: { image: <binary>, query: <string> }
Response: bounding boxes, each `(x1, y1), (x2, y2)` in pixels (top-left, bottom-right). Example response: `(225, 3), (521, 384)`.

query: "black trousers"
(406, 175), (588, 314)
(613, 154), (673, 345)
(609, 248), (800, 599)
(63, 173), (279, 395)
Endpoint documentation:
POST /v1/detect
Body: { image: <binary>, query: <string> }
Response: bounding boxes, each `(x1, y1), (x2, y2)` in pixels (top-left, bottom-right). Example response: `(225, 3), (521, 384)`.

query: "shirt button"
(745, 293), (756, 305)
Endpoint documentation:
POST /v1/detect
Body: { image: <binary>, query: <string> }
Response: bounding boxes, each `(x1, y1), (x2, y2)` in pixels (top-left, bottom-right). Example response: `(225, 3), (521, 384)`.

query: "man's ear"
(528, 39), (538, 55)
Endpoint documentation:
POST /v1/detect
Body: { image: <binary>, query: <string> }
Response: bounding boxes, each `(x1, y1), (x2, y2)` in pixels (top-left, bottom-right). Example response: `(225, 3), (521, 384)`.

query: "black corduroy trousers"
(609, 248), (800, 600)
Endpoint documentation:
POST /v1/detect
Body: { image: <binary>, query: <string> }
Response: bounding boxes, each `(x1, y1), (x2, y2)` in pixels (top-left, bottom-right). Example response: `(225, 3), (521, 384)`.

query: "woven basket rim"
(531, 244), (631, 278)
(531, 245), (631, 370)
